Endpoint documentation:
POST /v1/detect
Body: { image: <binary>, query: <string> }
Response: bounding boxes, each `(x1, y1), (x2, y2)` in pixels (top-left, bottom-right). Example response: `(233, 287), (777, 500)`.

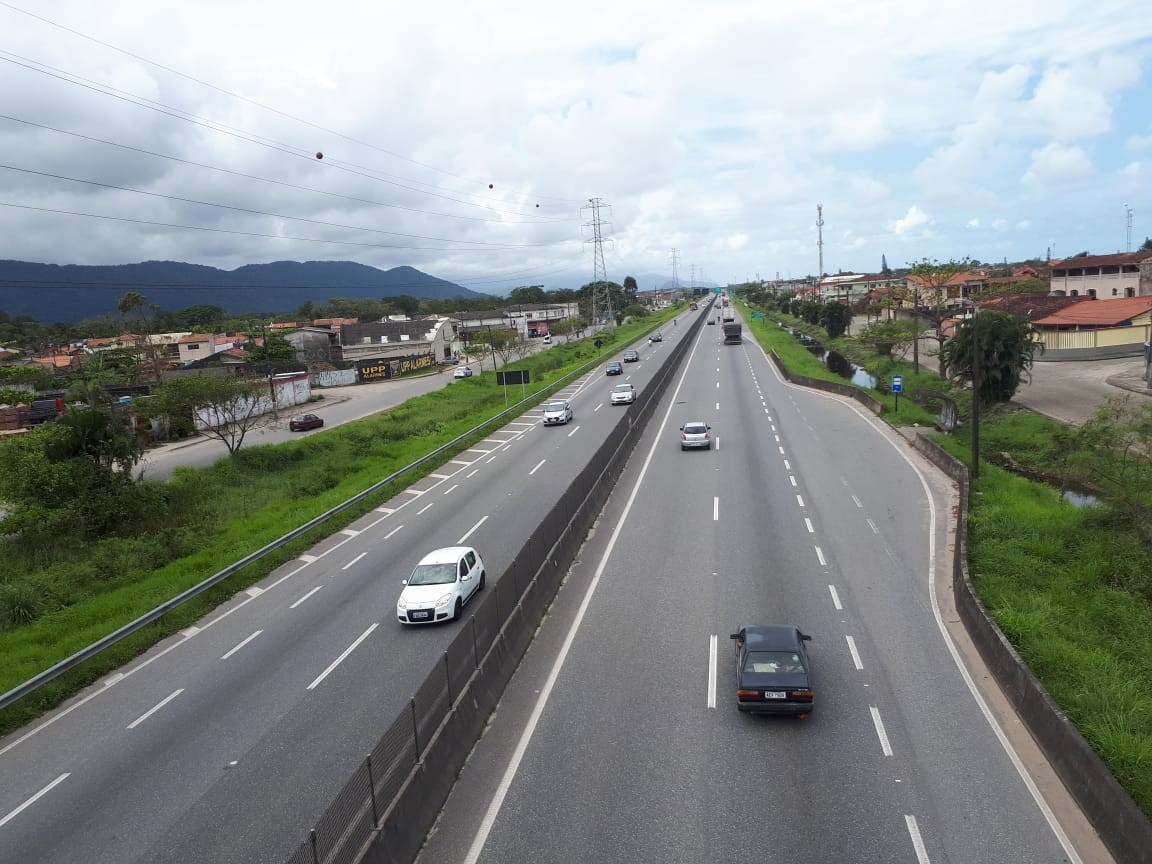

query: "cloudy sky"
(2, 0), (1151, 296)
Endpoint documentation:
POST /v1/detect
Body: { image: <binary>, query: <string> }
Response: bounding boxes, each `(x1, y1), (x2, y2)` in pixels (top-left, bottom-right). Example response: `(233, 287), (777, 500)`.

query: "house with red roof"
(1048, 251), (1152, 299)
(1030, 296), (1152, 359)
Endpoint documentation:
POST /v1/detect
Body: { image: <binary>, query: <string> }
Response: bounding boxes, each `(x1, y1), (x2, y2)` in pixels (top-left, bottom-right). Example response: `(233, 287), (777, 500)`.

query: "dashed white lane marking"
(444, 484), (459, 495)
(468, 469), (480, 478)
(385, 525), (403, 539)
(716, 381), (720, 389)
(774, 434), (781, 443)
(707, 635), (718, 708)
(845, 635), (864, 670)
(828, 585), (842, 610)
(713, 497), (719, 521)
(0, 773), (70, 829)
(221, 630), (263, 660)
(375, 506), (394, 514)
(307, 624), (378, 690)
(567, 426), (580, 438)
(127, 689), (184, 730)
(796, 495), (805, 508)
(290, 586), (322, 609)
(458, 516), (488, 545)
(342, 552), (366, 571)
(804, 518), (814, 533)
(870, 705), (893, 756)
(815, 546), (826, 567)
(340, 528), (361, 536)
(403, 489), (425, 497)
(852, 494), (863, 507)
(487, 454), (498, 463)
(594, 403), (603, 411)
(418, 502), (434, 515)
(529, 459), (546, 476)
(905, 815), (931, 863)
(778, 445), (785, 454)
(716, 402), (720, 410)
(867, 518), (879, 534)
(789, 475), (798, 487)
(783, 459), (790, 470)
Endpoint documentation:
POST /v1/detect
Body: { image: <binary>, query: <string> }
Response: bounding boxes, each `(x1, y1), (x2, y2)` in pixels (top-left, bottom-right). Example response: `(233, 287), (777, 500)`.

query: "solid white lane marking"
(867, 518), (879, 534)
(0, 773), (70, 828)
(713, 497), (719, 521)
(594, 403), (602, 411)
(403, 489), (424, 497)
(846, 635), (864, 670)
(707, 635), (718, 708)
(870, 705), (893, 756)
(127, 689), (184, 729)
(418, 502), (434, 514)
(290, 586), (322, 609)
(796, 495), (805, 508)
(342, 552), (367, 571)
(463, 315), (713, 864)
(905, 815), (931, 863)
(221, 630), (263, 660)
(458, 515), (488, 545)
(529, 459), (546, 476)
(307, 624), (378, 690)
(444, 484), (459, 495)
(567, 425), (580, 437)
(789, 475), (797, 487)
(852, 494), (863, 507)
(385, 525), (403, 539)
(828, 585), (842, 610)
(804, 517), (814, 533)
(815, 546), (826, 566)
(468, 469), (479, 478)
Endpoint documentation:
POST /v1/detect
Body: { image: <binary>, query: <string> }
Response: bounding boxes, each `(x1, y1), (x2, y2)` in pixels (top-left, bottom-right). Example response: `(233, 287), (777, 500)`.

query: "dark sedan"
(605, 361), (624, 375)
(730, 624), (813, 717)
(288, 413), (324, 432)
(623, 350), (640, 362)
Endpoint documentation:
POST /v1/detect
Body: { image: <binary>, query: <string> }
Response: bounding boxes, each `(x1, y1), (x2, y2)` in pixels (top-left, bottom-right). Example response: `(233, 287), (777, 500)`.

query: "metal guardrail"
(0, 350), (609, 712)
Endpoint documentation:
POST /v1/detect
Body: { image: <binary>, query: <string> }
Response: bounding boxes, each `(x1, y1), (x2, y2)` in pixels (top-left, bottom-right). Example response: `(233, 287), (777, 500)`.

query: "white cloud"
(889, 205), (931, 236)
(1022, 143), (1095, 185)
(967, 218), (981, 228)
(1127, 133), (1152, 151)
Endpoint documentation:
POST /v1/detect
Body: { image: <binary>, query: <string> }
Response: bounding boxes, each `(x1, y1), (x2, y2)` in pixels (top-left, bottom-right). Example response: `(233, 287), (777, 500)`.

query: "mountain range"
(0, 260), (487, 324)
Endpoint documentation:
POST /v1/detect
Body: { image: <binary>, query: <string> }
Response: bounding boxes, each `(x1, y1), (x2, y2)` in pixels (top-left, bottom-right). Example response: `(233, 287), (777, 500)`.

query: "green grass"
(0, 309), (678, 734)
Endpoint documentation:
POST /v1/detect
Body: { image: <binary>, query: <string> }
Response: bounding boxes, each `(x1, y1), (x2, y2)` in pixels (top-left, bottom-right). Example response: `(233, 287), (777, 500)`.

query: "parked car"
(397, 546), (486, 624)
(288, 413), (324, 432)
(543, 334), (553, 344)
(610, 383), (636, 405)
(679, 421), (711, 449)
(439, 356), (461, 366)
(542, 400), (574, 425)
(729, 624), (813, 717)
(453, 365), (474, 379)
(605, 361), (623, 376)
(623, 350), (640, 363)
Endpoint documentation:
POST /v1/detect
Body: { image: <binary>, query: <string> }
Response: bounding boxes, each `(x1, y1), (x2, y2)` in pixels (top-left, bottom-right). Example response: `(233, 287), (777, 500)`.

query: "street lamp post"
(970, 301), (980, 480)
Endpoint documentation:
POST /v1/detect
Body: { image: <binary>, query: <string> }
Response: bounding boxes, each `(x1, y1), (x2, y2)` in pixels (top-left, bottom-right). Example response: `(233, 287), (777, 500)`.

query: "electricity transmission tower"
(670, 248), (681, 292)
(582, 198), (613, 324)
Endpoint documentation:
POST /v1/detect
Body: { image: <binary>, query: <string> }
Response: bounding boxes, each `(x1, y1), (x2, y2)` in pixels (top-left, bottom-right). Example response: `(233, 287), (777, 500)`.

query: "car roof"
(613, 382), (633, 388)
(737, 624), (806, 650)
(417, 546), (475, 565)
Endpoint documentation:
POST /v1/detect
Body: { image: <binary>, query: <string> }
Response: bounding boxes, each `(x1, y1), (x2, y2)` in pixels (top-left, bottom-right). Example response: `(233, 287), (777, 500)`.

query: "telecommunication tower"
(816, 204), (825, 281)
(582, 198), (613, 324)
(1125, 203), (1135, 252)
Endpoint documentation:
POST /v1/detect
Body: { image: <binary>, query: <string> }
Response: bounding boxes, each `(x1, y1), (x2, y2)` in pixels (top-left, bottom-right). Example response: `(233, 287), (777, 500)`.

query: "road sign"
(891, 375), (903, 393)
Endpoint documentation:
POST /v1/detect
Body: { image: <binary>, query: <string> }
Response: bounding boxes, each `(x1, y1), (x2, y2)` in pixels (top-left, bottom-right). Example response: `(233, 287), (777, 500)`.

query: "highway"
(415, 312), (1085, 863)
(0, 317), (695, 864)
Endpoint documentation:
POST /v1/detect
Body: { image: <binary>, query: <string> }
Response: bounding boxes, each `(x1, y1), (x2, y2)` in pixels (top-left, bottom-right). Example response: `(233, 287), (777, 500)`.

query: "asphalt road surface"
(416, 314), (1102, 864)
(0, 323), (692, 864)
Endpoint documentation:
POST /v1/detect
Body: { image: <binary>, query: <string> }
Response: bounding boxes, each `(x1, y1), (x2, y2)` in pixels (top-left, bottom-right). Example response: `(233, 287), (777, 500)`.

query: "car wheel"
(478, 570), (486, 591)
(453, 597), (462, 621)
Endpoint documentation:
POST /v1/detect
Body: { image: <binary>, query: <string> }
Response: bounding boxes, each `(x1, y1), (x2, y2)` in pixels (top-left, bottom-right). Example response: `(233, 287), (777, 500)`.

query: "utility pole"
(816, 204), (825, 283)
(1125, 203), (1134, 252)
(583, 198), (613, 326)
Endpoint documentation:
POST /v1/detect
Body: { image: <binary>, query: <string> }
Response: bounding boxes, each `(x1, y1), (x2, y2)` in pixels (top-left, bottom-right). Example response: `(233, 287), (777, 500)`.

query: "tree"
(146, 375), (276, 455)
(881, 254), (890, 274)
(903, 258), (972, 376)
(1140, 237), (1152, 253)
(620, 303), (648, 320)
(508, 285), (547, 305)
(383, 294), (421, 319)
(939, 310), (1044, 408)
(1069, 396), (1152, 542)
(248, 332), (296, 363)
(468, 328), (517, 367)
(857, 319), (916, 362)
(820, 302), (852, 339)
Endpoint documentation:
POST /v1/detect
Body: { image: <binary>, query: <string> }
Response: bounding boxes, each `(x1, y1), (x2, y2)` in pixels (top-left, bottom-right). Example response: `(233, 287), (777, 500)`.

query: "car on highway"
(453, 365), (474, 379)
(649, 332), (663, 342)
(610, 383), (636, 405)
(729, 624), (813, 717)
(706, 318), (715, 325)
(397, 546), (486, 624)
(542, 400), (574, 425)
(679, 421), (711, 449)
(288, 413), (324, 431)
(605, 361), (623, 375)
(623, 349), (640, 363)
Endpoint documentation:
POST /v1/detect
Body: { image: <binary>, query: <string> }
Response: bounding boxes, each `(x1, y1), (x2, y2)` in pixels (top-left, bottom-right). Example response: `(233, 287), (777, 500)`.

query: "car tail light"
(737, 689), (762, 701)
(789, 690), (814, 700)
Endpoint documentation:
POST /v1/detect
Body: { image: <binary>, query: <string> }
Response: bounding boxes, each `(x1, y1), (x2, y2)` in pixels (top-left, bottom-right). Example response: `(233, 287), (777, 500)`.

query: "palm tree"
(940, 310), (1045, 407)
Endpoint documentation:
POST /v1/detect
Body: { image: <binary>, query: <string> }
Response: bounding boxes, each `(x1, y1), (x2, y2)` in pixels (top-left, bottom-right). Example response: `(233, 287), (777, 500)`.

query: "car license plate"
(764, 691), (786, 699)
(411, 611), (430, 620)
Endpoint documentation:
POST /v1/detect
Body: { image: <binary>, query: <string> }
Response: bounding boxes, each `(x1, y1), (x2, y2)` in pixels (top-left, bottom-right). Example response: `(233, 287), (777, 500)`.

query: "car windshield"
(408, 562), (457, 585)
(545, 402), (567, 412)
(683, 423), (707, 434)
(614, 384), (631, 392)
(743, 651), (805, 674)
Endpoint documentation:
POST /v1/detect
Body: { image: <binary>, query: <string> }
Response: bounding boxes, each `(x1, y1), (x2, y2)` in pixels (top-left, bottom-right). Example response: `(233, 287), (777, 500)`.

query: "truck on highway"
(723, 322), (742, 344)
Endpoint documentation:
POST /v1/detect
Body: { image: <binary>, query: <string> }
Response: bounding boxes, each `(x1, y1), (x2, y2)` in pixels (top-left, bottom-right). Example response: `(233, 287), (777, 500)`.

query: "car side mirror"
(679, 426), (685, 431)
(401, 579), (408, 586)
(800, 633), (812, 641)
(461, 573), (471, 581)
(707, 425), (712, 430)
(729, 633), (741, 641)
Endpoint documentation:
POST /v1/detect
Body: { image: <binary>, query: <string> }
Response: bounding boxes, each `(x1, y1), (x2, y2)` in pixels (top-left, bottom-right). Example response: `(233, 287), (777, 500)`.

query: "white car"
(397, 546), (486, 624)
(542, 400), (573, 425)
(453, 365), (474, 379)
(610, 383), (636, 405)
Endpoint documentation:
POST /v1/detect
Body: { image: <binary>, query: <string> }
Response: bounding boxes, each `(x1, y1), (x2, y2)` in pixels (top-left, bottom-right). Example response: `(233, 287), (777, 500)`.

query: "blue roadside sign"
(891, 375), (903, 393)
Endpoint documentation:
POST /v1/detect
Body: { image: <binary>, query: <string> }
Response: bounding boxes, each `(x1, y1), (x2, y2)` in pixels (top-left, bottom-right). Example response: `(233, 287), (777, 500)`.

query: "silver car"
(680, 421), (712, 450)
(542, 400), (574, 425)
(610, 383), (636, 405)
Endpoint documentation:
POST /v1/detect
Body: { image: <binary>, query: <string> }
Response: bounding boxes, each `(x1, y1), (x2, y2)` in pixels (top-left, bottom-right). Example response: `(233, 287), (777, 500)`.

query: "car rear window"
(683, 423), (707, 434)
(743, 651), (805, 673)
